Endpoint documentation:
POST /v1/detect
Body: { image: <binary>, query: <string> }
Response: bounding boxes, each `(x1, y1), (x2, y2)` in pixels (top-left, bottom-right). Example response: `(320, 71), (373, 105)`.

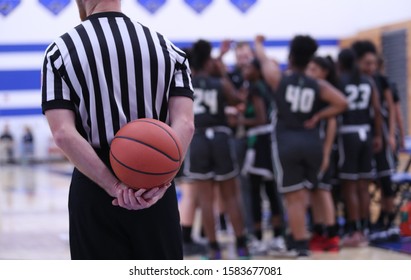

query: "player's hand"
(304, 114), (320, 129)
(388, 135), (396, 152)
(319, 156), (330, 174)
(255, 35), (265, 44)
(219, 39), (232, 57)
(399, 137), (406, 150)
(373, 136), (383, 153)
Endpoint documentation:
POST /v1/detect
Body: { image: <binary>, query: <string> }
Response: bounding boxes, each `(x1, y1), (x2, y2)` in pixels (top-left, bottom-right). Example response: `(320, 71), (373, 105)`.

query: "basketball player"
(351, 41), (397, 239)
(336, 48), (382, 247)
(41, 0), (194, 259)
(219, 40), (256, 235)
(184, 39), (249, 259)
(305, 56), (340, 251)
(236, 58), (286, 255)
(255, 35), (347, 257)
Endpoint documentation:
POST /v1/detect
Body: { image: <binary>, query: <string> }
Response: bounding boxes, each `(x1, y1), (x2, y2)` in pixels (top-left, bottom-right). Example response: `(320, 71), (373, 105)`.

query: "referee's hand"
(111, 182), (171, 210)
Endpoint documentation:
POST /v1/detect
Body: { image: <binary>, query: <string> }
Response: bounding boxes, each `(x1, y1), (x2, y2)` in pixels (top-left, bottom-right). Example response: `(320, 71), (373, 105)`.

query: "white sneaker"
(248, 236), (267, 256)
(270, 236), (287, 251)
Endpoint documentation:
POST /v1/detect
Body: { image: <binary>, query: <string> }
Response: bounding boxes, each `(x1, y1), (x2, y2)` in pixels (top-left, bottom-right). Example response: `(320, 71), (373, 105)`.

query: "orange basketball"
(109, 118), (182, 189)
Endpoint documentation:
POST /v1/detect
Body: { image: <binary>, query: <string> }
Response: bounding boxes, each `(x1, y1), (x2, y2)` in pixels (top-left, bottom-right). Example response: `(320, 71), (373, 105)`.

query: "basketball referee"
(41, 0), (194, 260)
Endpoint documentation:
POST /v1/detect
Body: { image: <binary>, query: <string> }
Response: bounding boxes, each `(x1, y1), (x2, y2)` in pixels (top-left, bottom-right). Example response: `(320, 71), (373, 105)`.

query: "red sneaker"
(309, 234), (325, 252)
(323, 236), (340, 252)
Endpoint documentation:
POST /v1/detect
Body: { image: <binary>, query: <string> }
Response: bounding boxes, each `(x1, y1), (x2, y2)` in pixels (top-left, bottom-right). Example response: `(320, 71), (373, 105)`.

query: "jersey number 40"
(285, 85), (315, 113)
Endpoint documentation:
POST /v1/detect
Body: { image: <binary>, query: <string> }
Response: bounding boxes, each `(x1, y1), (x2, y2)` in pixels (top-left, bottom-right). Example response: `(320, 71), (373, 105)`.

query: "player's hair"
(191, 39), (212, 71)
(289, 35), (318, 69)
(181, 48), (192, 64)
(338, 48), (361, 84)
(351, 40), (377, 59)
(310, 56), (339, 87)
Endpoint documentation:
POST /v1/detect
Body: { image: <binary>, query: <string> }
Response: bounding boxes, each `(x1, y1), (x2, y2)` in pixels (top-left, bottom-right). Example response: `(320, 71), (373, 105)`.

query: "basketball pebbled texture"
(109, 119), (182, 189)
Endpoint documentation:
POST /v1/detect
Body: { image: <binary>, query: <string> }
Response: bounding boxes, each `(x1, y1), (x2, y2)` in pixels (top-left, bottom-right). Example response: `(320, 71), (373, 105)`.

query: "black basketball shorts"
(273, 129), (323, 194)
(338, 127), (375, 180)
(183, 127), (239, 181)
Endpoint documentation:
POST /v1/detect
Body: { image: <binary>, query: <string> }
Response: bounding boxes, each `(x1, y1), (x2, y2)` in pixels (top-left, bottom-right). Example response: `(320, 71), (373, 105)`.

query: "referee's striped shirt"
(41, 12), (193, 149)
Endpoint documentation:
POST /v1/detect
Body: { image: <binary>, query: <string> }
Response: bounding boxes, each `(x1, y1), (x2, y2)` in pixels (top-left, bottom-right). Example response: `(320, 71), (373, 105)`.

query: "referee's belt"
(246, 124), (273, 137)
(339, 124), (370, 141)
(195, 126), (232, 139)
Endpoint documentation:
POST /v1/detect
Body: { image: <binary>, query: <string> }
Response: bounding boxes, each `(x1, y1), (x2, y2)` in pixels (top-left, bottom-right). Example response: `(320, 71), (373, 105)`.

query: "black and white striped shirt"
(41, 12), (193, 149)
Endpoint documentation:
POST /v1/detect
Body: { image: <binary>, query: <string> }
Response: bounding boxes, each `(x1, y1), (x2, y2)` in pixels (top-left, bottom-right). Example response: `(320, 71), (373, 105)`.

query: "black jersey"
(390, 82), (400, 103)
(274, 73), (322, 130)
(339, 73), (373, 126)
(373, 73), (390, 120)
(228, 66), (244, 90)
(192, 75), (228, 128)
(244, 80), (273, 128)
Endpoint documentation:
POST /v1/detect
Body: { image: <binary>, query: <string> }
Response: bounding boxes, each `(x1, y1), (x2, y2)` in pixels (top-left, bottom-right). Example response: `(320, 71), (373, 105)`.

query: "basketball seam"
(134, 119), (182, 163)
(113, 135), (179, 162)
(110, 150), (179, 175)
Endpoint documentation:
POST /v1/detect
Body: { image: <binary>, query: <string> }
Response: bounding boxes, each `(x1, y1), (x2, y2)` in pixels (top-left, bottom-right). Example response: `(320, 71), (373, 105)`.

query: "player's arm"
(213, 58), (245, 105)
(383, 87), (397, 151)
(320, 117), (337, 173)
(305, 80), (348, 129)
(395, 102), (406, 149)
(236, 94), (266, 127)
(168, 96), (195, 159)
(217, 39), (232, 61)
(254, 35), (281, 92)
(371, 84), (383, 152)
(221, 77), (246, 105)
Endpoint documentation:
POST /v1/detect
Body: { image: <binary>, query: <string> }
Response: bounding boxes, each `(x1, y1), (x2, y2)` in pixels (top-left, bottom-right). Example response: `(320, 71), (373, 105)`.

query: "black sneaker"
(386, 226), (401, 242)
(183, 242), (206, 256)
(201, 248), (222, 260)
(237, 246), (251, 260)
(297, 249), (311, 259)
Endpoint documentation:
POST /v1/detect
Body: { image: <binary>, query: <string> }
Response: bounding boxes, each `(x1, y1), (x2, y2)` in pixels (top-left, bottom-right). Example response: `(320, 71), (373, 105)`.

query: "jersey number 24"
(193, 88), (218, 115)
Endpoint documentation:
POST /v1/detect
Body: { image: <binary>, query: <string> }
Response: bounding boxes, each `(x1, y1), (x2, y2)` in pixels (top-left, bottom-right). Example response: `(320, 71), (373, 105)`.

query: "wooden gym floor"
(0, 162), (410, 260)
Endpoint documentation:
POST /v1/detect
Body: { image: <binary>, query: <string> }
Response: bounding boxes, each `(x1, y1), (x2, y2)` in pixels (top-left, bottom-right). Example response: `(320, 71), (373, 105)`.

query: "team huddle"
(177, 36), (404, 259)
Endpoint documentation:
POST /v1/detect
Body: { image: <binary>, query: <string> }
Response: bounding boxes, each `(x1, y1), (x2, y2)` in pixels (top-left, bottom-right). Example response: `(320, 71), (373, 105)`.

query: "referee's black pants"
(68, 148), (183, 260)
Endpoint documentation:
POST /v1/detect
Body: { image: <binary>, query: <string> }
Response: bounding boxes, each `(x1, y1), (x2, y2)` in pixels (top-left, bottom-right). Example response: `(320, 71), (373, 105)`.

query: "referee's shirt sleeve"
(41, 43), (75, 114)
(170, 48), (194, 100)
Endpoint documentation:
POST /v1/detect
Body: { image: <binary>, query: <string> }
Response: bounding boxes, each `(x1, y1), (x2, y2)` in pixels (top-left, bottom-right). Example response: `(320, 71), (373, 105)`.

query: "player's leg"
(274, 130), (311, 256)
(263, 179), (287, 253)
(197, 179), (221, 259)
(338, 133), (367, 247)
(215, 186), (228, 232)
(178, 179), (206, 256)
(374, 139), (397, 236)
(213, 132), (249, 258)
(183, 133), (218, 258)
(248, 173), (266, 255)
(370, 135), (398, 242)
(218, 178), (249, 258)
(310, 187), (339, 251)
(284, 189), (310, 254)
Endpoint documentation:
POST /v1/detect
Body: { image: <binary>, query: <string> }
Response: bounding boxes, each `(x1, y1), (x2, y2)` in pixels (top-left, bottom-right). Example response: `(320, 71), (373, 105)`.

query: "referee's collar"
(86, 11), (128, 20)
